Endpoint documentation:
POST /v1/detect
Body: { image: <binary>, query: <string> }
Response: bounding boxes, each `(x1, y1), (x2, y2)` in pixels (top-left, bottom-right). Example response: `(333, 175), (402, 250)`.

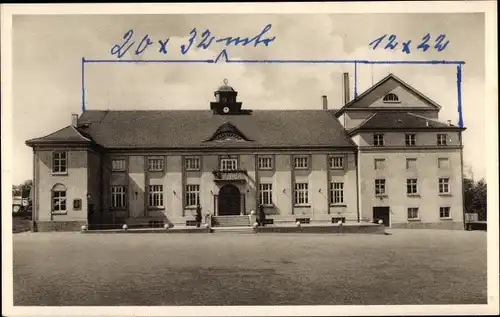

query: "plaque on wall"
(73, 199), (82, 211)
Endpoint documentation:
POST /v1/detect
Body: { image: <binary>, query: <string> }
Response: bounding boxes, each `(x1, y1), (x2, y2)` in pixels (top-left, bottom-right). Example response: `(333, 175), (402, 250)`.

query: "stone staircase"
(211, 215), (251, 227)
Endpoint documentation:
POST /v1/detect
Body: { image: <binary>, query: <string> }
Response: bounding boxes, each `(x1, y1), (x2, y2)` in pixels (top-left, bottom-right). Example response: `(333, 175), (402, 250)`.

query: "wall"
(87, 150), (102, 222)
(35, 148), (88, 223)
(329, 153), (358, 221)
(359, 149), (463, 227)
(98, 151), (358, 226)
(357, 131), (461, 147)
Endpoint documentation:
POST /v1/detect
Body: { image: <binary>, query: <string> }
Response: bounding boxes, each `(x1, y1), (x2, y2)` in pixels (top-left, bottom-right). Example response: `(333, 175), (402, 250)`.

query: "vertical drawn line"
(371, 64), (374, 86)
(354, 62), (358, 99)
(82, 57), (86, 113)
(457, 65), (463, 128)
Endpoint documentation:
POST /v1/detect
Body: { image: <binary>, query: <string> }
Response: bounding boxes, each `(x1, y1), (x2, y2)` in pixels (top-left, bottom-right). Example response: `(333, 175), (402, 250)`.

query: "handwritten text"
(110, 24), (276, 59)
(369, 33), (450, 55)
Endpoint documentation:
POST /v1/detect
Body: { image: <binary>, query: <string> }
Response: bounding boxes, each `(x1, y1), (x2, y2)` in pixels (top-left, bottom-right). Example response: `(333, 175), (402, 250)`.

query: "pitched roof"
(348, 112), (464, 134)
(335, 73), (442, 117)
(73, 109), (356, 149)
(25, 125), (92, 145)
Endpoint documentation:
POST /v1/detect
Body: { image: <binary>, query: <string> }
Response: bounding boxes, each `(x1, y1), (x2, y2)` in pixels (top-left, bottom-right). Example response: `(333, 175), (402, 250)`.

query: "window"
(406, 179), (418, 195)
(111, 186), (126, 209)
(258, 157), (273, 170)
(438, 158), (450, 169)
(52, 184), (67, 213)
(73, 199), (82, 210)
(259, 183), (273, 206)
(329, 156), (344, 169)
(112, 159), (126, 172)
(374, 159), (386, 170)
(440, 207), (451, 219)
(294, 183), (309, 205)
(220, 158), (237, 171)
(373, 134), (385, 146)
(375, 179), (386, 196)
(407, 207), (419, 220)
(185, 157), (201, 171)
(52, 151), (67, 174)
(406, 158), (417, 170)
(437, 134), (448, 145)
(148, 185), (164, 208)
(438, 178), (450, 194)
(185, 184), (200, 207)
(294, 156), (309, 169)
(148, 158), (164, 172)
(330, 182), (344, 204)
(405, 134), (416, 146)
(383, 93), (399, 102)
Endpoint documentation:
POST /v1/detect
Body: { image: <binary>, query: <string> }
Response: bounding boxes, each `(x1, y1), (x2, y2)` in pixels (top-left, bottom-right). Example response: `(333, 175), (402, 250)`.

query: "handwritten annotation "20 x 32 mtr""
(110, 24), (276, 59)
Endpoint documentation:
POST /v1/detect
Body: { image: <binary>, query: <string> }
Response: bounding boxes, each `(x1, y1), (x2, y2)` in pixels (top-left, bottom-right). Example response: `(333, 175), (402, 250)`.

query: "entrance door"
(373, 207), (390, 227)
(218, 184), (241, 216)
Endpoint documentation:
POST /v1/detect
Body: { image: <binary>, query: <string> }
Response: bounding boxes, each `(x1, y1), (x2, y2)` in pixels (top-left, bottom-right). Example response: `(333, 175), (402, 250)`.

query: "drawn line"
(84, 58), (466, 65)
(354, 62), (358, 99)
(85, 59), (215, 63)
(82, 57), (85, 113)
(457, 65), (463, 128)
(81, 51), (466, 126)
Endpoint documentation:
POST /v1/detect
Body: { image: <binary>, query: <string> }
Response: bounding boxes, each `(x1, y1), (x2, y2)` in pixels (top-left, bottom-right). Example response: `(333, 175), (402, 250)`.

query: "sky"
(12, 13), (485, 184)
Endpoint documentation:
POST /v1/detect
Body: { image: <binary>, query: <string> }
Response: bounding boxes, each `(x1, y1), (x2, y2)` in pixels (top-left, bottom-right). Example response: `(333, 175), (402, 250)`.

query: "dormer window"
(383, 93), (400, 103)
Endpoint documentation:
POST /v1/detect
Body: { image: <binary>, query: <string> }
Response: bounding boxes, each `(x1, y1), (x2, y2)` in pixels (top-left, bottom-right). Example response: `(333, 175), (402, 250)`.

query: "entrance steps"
(211, 226), (255, 234)
(211, 215), (251, 227)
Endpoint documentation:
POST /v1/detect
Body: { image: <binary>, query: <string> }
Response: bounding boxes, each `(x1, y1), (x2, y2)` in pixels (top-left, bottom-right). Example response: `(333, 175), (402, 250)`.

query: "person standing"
(195, 204), (202, 228)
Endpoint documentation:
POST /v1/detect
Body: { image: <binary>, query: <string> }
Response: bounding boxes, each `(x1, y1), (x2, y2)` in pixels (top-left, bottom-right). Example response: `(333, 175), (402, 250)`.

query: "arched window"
(383, 93), (400, 103)
(52, 184), (67, 213)
(213, 132), (244, 141)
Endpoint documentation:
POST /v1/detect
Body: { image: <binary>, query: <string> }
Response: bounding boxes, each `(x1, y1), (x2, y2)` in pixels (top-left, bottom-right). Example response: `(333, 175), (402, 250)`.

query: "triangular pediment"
(336, 74), (441, 117)
(205, 122), (251, 142)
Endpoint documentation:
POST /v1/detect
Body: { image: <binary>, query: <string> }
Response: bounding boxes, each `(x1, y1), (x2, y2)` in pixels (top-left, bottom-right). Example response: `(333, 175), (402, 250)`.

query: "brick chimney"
(72, 113), (78, 127)
(342, 73), (350, 105)
(322, 95), (328, 110)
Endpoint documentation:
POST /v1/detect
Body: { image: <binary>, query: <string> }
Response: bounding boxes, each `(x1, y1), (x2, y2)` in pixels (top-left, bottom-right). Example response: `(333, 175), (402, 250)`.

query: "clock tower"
(210, 79), (244, 115)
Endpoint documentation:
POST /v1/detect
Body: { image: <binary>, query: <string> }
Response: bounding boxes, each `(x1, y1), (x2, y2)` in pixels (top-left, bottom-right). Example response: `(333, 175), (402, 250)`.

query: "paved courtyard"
(13, 229), (487, 306)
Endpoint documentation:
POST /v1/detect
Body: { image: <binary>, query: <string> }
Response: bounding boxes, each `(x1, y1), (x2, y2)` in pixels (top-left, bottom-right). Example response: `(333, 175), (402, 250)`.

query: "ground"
(13, 229), (487, 306)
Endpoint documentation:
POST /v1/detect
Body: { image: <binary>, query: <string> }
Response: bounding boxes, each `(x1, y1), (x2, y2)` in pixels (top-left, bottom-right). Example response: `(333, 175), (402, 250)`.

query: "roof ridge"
(71, 125), (92, 141)
(335, 73), (442, 117)
(27, 125), (73, 141)
(406, 112), (453, 126)
(348, 112), (378, 132)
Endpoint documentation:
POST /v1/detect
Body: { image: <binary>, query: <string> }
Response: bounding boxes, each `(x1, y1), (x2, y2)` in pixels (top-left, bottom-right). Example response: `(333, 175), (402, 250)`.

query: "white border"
(1, 2), (498, 316)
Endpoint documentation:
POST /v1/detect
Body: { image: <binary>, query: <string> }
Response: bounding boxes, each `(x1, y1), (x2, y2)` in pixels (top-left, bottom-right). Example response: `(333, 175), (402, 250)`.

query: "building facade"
(26, 74), (465, 231)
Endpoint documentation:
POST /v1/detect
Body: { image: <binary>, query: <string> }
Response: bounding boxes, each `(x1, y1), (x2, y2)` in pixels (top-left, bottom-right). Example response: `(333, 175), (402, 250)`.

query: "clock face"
(223, 107), (230, 113)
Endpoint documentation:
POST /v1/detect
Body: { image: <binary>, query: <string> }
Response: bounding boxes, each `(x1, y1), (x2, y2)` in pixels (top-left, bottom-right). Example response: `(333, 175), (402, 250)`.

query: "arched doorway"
(218, 184), (241, 216)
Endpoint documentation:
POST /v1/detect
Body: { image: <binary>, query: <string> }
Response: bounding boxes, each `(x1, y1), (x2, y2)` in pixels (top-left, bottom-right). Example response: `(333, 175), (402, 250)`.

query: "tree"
(472, 178), (487, 221)
(12, 185), (21, 196)
(463, 177), (487, 221)
(19, 180), (33, 198)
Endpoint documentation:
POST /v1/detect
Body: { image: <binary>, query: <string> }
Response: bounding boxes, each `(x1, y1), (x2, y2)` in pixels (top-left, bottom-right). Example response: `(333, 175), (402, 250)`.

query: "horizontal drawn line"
(84, 59), (215, 63)
(84, 58), (465, 65)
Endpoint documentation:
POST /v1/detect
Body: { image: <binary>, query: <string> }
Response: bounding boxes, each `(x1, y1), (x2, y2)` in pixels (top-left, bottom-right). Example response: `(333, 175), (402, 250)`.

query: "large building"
(26, 74), (466, 231)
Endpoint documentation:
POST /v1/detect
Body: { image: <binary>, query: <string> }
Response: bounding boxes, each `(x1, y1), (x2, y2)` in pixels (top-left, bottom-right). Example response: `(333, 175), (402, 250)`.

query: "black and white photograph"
(1, 2), (498, 316)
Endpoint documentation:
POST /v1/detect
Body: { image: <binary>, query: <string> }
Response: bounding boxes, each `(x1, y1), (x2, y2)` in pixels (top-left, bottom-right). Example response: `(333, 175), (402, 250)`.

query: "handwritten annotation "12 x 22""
(369, 33), (450, 54)
(110, 24), (276, 59)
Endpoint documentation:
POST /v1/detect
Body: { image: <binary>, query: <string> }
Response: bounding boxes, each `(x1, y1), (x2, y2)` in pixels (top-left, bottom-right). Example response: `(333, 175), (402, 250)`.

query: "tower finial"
(223, 78), (229, 85)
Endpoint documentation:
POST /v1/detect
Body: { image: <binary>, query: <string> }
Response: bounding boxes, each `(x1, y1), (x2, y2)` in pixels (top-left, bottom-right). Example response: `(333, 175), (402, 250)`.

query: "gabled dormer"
(205, 121), (251, 142)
